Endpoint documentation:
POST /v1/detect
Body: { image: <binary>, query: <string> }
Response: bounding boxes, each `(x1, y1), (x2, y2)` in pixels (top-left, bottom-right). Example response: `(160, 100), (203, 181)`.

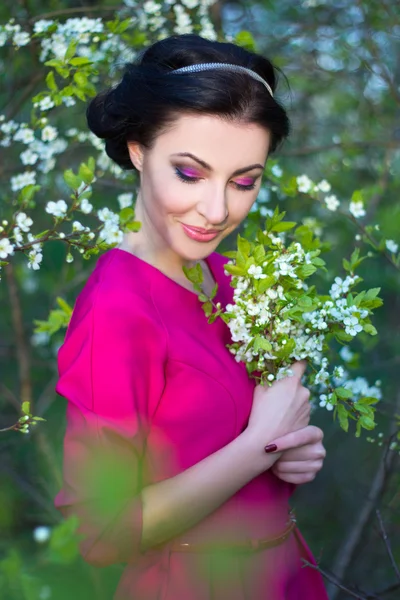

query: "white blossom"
(13, 31), (30, 47)
(385, 239), (398, 254)
(16, 212), (33, 232)
(72, 221), (85, 232)
(117, 192), (134, 209)
(271, 164), (283, 178)
(98, 223), (123, 245)
(296, 174), (313, 193)
(324, 194), (340, 211)
(339, 346), (354, 362)
(14, 127), (35, 144)
(315, 179), (331, 192)
(41, 125), (58, 142)
(98, 207), (119, 224)
(143, 0), (161, 13)
(20, 149), (39, 165)
(45, 200), (68, 218)
(349, 200), (366, 218)
(33, 20), (55, 34)
(11, 171), (36, 192)
(248, 264), (266, 279)
(0, 237), (14, 259)
(33, 526), (51, 543)
(80, 198), (93, 214)
(36, 97), (55, 111)
(13, 227), (24, 245)
(27, 249), (43, 270)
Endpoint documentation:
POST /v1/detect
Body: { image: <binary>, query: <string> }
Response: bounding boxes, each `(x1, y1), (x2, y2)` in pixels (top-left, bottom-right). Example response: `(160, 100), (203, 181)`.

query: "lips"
(183, 225), (220, 234)
(180, 223), (222, 243)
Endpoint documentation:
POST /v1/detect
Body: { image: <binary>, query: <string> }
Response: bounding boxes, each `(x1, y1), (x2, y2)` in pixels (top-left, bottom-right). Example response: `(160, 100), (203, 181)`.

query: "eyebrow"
(171, 152), (264, 177)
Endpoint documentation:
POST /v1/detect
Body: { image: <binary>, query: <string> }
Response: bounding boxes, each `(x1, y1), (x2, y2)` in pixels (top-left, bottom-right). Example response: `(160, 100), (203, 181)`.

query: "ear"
(127, 141), (144, 172)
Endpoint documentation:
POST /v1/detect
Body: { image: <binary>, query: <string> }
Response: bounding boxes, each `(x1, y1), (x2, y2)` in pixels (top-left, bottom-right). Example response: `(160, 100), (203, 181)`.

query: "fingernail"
(264, 444), (278, 453)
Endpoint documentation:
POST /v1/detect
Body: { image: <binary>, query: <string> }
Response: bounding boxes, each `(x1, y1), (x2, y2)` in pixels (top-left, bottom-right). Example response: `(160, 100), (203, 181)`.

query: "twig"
(0, 383), (21, 411)
(279, 139), (400, 158)
(5, 263), (33, 408)
(29, 6), (124, 23)
(327, 391), (400, 599)
(376, 509), (400, 583)
(302, 559), (380, 600)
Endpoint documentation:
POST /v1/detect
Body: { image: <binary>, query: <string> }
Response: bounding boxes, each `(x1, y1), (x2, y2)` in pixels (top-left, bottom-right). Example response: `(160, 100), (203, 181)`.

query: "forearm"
(140, 430), (275, 550)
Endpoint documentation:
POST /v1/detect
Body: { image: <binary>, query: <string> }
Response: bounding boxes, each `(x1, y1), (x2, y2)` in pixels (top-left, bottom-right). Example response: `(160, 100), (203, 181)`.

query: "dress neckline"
(109, 247), (220, 301)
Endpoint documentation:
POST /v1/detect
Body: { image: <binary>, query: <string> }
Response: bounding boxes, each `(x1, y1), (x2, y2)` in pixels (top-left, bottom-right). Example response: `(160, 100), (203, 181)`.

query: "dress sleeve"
(54, 284), (167, 568)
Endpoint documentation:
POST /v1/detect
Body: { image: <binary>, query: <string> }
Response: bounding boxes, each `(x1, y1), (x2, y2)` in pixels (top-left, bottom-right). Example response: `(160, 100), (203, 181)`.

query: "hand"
(270, 426), (326, 484)
(246, 361), (311, 451)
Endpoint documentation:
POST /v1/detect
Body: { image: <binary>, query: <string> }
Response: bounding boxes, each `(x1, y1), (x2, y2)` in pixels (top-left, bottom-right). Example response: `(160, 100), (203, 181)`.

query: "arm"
(140, 429), (276, 550)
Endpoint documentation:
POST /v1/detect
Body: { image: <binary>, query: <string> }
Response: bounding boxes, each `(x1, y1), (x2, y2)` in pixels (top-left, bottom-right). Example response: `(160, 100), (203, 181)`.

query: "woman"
(55, 34), (328, 599)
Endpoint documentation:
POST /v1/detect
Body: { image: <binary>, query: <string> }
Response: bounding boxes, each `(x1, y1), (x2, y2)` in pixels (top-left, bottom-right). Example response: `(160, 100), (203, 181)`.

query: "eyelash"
(174, 167), (256, 191)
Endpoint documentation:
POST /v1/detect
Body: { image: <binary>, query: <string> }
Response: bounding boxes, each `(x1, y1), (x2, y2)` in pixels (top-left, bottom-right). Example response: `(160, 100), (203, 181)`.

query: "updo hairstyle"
(86, 34), (290, 170)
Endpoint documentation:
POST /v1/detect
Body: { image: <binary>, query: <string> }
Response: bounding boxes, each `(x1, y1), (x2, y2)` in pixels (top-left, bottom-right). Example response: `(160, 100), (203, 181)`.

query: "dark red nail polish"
(264, 444), (278, 453)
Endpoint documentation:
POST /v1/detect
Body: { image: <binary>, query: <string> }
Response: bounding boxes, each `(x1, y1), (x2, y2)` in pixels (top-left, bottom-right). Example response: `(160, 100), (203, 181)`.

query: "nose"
(196, 184), (229, 226)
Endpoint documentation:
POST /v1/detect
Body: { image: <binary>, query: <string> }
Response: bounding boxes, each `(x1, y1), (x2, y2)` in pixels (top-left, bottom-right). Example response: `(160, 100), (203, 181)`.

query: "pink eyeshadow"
(236, 177), (255, 185)
(180, 167), (200, 178)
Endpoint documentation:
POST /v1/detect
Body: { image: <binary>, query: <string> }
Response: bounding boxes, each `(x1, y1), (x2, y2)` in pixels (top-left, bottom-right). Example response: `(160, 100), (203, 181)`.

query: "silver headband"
(170, 63), (274, 98)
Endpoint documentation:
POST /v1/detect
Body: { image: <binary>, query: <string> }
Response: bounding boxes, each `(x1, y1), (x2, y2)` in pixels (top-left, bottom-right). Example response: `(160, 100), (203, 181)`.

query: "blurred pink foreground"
(54, 248), (328, 599)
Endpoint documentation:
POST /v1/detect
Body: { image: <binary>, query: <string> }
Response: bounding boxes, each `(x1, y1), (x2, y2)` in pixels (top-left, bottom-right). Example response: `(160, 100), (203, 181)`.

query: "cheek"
(227, 193), (258, 224)
(145, 172), (194, 216)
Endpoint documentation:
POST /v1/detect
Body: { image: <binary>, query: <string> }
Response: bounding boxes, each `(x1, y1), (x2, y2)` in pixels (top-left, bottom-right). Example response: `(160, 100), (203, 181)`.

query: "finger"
(274, 472), (318, 485)
(289, 360), (308, 380)
(266, 426), (323, 453)
(273, 460), (324, 474)
(278, 446), (325, 463)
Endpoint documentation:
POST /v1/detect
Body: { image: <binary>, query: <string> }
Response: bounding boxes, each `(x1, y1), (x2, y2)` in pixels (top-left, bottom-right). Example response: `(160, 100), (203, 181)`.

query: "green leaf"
(64, 169), (81, 189)
(343, 258), (351, 272)
(56, 297), (73, 315)
(69, 57), (93, 66)
(337, 404), (349, 432)
(46, 71), (58, 92)
(363, 323), (378, 335)
(124, 221), (141, 232)
(253, 336), (273, 353)
(237, 235), (251, 257)
(297, 264), (317, 278)
(21, 402), (31, 416)
(119, 207), (135, 223)
(65, 40), (78, 62)
(359, 415), (376, 430)
(357, 396), (380, 406)
(335, 387), (353, 400)
(223, 264), (245, 277)
(210, 284), (218, 300)
(73, 72), (88, 88)
(258, 276), (275, 294)
(235, 30), (257, 51)
(253, 244), (265, 263)
(78, 163), (93, 185)
(183, 263), (203, 285)
(203, 301), (213, 317)
(271, 221), (297, 233)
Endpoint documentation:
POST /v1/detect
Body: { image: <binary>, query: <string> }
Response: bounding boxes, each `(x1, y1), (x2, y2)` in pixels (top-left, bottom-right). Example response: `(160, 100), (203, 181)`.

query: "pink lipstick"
(181, 223), (221, 243)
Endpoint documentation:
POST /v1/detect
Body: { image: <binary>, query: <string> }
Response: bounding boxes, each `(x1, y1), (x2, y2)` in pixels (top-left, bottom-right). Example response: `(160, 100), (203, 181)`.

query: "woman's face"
(128, 113), (271, 263)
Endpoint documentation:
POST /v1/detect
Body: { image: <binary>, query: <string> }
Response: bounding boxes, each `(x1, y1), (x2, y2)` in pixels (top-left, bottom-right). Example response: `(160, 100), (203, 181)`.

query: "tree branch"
(376, 509), (400, 583)
(302, 560), (382, 600)
(29, 5), (124, 23)
(327, 391), (400, 599)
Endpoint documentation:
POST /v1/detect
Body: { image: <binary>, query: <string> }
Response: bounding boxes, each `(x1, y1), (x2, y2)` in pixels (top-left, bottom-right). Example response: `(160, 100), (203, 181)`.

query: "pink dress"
(54, 248), (328, 599)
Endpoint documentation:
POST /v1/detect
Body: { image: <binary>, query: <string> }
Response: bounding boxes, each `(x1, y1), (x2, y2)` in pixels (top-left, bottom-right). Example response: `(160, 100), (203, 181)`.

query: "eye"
(175, 167), (258, 191)
(175, 167), (199, 184)
(232, 180), (257, 191)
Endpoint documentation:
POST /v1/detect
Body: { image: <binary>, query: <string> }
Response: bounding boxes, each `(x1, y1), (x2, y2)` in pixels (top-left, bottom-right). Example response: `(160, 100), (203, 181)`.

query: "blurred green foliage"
(0, 1), (399, 599)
